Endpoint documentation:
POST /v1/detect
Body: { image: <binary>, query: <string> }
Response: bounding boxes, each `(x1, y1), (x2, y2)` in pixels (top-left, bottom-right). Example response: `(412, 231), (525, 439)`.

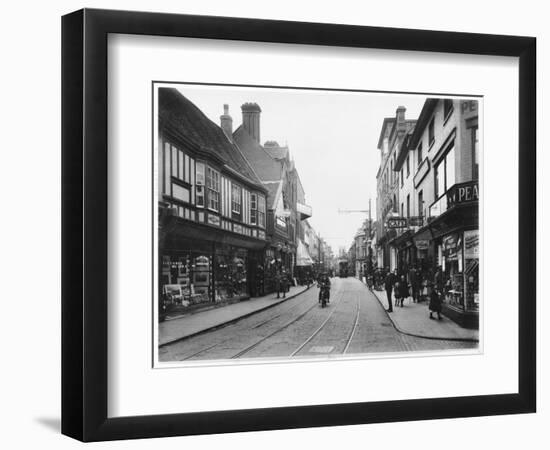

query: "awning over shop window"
(296, 240), (314, 266)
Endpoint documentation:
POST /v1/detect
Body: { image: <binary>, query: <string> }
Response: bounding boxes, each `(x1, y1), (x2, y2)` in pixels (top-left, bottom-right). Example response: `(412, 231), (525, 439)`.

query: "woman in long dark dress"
(429, 287), (442, 320)
(397, 275), (409, 307)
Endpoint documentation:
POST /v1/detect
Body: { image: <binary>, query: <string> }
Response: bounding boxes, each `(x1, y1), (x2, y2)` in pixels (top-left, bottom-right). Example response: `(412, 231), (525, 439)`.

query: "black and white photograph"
(154, 83), (481, 365)
(1, 0), (544, 447)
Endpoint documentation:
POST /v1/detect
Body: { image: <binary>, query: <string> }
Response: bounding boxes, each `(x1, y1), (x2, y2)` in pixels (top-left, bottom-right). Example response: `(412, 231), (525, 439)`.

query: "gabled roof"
(158, 88), (265, 191)
(409, 98), (438, 148)
(262, 181), (283, 210)
(233, 125), (284, 181)
(394, 128), (416, 171)
(263, 141), (289, 160)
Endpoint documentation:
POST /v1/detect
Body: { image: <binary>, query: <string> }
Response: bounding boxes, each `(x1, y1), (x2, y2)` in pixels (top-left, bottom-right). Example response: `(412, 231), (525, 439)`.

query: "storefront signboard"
(443, 233), (462, 258)
(207, 214), (220, 226)
(408, 216), (424, 227)
(447, 181), (479, 208)
(413, 158), (430, 188)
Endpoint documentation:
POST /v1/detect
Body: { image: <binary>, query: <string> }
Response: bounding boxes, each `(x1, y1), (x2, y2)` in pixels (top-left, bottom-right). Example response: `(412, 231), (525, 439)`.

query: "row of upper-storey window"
(413, 99), (478, 184)
(390, 99), (453, 190)
(161, 141), (266, 228)
(378, 99), (481, 222)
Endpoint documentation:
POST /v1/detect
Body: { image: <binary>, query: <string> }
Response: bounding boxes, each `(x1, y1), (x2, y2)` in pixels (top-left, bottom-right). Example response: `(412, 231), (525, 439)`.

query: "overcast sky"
(174, 84), (426, 252)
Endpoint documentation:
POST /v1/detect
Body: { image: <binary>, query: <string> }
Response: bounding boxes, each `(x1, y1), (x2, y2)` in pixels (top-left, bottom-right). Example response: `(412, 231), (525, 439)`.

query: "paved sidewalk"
(371, 288), (479, 342)
(159, 285), (310, 346)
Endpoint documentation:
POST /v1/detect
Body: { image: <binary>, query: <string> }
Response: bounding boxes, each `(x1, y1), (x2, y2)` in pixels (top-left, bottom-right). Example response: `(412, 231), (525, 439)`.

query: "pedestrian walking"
(274, 270), (282, 299)
(384, 269), (397, 312)
(286, 271), (293, 292)
(397, 275), (409, 307)
(434, 265), (444, 294)
(408, 266), (419, 302)
(429, 286), (443, 320)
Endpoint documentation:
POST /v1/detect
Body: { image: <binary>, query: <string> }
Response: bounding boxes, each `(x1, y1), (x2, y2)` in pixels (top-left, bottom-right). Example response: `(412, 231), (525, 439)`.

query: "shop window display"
(192, 254), (212, 304)
(441, 234), (464, 309)
(440, 230), (479, 312)
(214, 247), (249, 302)
(160, 253), (212, 308)
(463, 230), (479, 311)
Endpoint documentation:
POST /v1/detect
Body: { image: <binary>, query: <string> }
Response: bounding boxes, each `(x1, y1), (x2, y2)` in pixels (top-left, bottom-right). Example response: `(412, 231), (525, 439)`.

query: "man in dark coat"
(280, 270), (289, 298)
(384, 269), (397, 312)
(408, 266), (419, 302)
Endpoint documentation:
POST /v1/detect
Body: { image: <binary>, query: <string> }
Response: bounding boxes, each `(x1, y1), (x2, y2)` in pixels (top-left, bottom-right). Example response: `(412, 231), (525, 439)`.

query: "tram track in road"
(290, 289), (360, 358)
(251, 299), (311, 329)
(289, 291), (346, 357)
(342, 297), (361, 355)
(181, 299), (311, 360)
(179, 285), (325, 361)
(231, 288), (345, 359)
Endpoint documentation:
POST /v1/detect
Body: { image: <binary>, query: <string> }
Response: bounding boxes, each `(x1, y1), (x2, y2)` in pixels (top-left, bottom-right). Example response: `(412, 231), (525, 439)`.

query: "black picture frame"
(62, 8), (536, 442)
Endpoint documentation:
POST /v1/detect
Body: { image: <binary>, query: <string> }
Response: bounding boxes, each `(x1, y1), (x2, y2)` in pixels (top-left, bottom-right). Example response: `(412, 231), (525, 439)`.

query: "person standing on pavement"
(429, 285), (443, 320)
(280, 269), (289, 298)
(384, 268), (397, 312)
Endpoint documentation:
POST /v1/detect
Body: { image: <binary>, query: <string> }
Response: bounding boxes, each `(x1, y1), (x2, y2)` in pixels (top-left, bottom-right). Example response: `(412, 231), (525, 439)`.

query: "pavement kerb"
(159, 285), (312, 348)
(366, 281), (479, 343)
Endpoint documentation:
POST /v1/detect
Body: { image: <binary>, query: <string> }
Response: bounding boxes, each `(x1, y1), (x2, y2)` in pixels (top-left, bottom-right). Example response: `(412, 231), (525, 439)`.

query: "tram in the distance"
(337, 259), (350, 278)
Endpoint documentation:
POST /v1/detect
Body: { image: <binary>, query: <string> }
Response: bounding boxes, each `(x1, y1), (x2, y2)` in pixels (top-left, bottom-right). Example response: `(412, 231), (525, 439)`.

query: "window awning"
(296, 240), (314, 266)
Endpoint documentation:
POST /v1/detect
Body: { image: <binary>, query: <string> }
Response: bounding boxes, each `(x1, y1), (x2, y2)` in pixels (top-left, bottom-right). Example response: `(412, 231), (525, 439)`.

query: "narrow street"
(159, 277), (476, 362)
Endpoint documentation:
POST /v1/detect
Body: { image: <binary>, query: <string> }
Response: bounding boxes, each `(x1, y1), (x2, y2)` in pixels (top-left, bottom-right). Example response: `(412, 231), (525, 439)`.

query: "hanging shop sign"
(387, 217), (407, 228)
(408, 216), (424, 227)
(415, 239), (429, 250)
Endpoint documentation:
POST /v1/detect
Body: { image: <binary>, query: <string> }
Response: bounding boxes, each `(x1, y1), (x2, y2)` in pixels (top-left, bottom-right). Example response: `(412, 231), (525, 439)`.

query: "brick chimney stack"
(220, 104), (233, 141)
(396, 106), (406, 132)
(241, 102), (262, 144)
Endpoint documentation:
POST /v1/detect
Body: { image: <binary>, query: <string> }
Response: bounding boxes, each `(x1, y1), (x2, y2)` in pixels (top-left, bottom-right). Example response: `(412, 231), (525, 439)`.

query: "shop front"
(263, 243), (295, 293)
(412, 226), (437, 288)
(434, 229), (479, 328)
(159, 215), (267, 310)
(428, 186), (479, 329)
(390, 230), (415, 275)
